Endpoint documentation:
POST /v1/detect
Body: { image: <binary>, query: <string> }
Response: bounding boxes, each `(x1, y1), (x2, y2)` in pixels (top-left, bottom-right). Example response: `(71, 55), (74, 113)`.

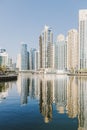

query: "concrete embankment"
(67, 73), (87, 76)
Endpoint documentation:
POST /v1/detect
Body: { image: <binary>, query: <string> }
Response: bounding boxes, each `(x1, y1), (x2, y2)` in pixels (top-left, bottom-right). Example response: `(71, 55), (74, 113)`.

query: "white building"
(16, 54), (21, 70)
(0, 49), (8, 67)
(39, 25), (54, 69)
(79, 10), (87, 70)
(29, 49), (40, 71)
(34, 51), (40, 70)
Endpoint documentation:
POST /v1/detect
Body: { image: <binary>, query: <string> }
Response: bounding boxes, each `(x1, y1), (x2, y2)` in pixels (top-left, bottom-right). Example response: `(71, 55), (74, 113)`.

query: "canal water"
(0, 73), (87, 130)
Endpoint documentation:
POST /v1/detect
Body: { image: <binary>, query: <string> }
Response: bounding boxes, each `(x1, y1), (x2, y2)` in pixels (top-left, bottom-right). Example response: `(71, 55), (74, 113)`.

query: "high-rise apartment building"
(55, 34), (67, 71)
(67, 29), (78, 71)
(34, 51), (40, 70)
(79, 10), (87, 70)
(29, 49), (40, 70)
(39, 25), (54, 69)
(21, 43), (28, 70)
(39, 35), (42, 68)
(29, 48), (37, 70)
(16, 54), (21, 70)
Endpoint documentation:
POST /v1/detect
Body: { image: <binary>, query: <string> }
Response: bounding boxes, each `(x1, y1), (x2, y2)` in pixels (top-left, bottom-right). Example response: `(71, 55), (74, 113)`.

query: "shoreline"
(19, 71), (87, 76)
(0, 74), (18, 82)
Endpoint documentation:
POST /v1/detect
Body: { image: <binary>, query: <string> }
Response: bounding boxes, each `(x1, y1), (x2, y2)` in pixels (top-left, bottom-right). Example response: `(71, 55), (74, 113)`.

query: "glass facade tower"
(55, 34), (67, 71)
(21, 43), (28, 70)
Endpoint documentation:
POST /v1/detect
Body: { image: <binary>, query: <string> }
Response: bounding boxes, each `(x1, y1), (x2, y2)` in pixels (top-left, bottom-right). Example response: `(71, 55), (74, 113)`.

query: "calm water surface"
(0, 73), (87, 130)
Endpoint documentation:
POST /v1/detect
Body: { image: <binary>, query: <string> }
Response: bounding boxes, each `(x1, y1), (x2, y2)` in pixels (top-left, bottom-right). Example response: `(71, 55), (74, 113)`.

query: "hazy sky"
(0, 0), (87, 61)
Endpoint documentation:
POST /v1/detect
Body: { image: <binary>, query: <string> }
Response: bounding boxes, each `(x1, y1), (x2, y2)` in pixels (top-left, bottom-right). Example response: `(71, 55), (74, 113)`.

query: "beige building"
(67, 29), (78, 71)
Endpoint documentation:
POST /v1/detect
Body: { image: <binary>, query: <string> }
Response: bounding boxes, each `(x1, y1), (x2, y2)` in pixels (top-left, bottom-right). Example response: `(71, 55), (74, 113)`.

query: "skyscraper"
(67, 29), (78, 71)
(39, 35), (42, 68)
(29, 49), (40, 70)
(29, 48), (37, 70)
(16, 53), (21, 70)
(79, 10), (87, 70)
(34, 51), (40, 70)
(21, 43), (28, 70)
(55, 34), (67, 72)
(39, 25), (53, 69)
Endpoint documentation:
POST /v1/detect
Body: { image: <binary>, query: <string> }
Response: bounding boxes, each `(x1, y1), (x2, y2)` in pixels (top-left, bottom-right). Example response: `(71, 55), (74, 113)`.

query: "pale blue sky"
(0, 0), (87, 61)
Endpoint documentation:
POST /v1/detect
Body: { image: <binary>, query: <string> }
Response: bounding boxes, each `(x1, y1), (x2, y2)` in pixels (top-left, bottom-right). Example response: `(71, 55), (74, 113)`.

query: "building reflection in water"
(17, 73), (29, 105)
(17, 74), (87, 129)
(29, 77), (40, 99)
(78, 76), (87, 130)
(21, 77), (29, 105)
(53, 76), (67, 114)
(39, 79), (53, 123)
(17, 73), (40, 105)
(0, 82), (10, 102)
(67, 76), (78, 118)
